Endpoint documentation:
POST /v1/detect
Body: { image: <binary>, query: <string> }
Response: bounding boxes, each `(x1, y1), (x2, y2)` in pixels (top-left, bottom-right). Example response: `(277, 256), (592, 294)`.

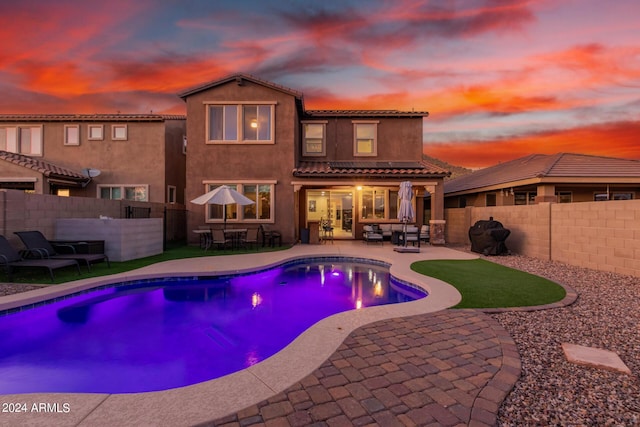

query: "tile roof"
(0, 151), (88, 181)
(0, 114), (185, 122)
(305, 110), (428, 118)
(293, 160), (449, 178)
(444, 153), (640, 194)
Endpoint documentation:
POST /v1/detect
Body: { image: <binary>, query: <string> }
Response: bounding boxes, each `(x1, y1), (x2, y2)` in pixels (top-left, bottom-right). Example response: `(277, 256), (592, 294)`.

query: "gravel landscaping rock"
(475, 252), (640, 426)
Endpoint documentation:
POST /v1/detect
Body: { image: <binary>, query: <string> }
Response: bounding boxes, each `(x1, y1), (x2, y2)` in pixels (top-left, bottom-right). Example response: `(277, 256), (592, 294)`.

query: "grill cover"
(468, 218), (511, 255)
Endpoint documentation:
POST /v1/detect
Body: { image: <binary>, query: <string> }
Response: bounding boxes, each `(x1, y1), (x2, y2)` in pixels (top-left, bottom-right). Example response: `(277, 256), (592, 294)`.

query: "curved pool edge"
(0, 243), (477, 427)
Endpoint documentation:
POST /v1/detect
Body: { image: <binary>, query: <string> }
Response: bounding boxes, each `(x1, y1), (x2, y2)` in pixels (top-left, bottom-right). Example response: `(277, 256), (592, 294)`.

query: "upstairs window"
(64, 125), (80, 146)
(353, 121), (378, 156)
(207, 103), (274, 144)
(112, 124), (128, 140)
(0, 126), (43, 156)
(88, 125), (104, 140)
(302, 121), (326, 156)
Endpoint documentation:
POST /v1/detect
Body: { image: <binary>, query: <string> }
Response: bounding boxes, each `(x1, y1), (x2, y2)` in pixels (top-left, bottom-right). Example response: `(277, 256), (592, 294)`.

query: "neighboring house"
(179, 73), (450, 244)
(0, 114), (186, 203)
(444, 153), (640, 208)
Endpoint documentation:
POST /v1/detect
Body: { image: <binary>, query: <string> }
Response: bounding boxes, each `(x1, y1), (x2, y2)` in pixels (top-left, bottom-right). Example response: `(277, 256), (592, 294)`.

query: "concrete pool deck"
(0, 242), (520, 426)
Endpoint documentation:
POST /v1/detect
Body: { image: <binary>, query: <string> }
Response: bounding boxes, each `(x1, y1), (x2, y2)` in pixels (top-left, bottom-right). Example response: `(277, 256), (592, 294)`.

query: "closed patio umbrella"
(191, 185), (255, 228)
(397, 181), (415, 247)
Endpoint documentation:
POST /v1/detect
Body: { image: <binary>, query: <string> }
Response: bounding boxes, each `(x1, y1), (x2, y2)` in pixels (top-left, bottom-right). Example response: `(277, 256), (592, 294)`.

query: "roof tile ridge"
(538, 152), (565, 177)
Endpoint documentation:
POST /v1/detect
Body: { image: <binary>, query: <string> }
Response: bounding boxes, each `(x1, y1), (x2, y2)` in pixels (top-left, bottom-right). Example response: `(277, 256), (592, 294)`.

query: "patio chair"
(420, 224), (430, 245)
(196, 226), (213, 250)
(398, 225), (420, 247)
(259, 225), (282, 247)
(362, 225), (383, 245)
(241, 227), (259, 250)
(211, 228), (231, 250)
(14, 231), (110, 271)
(0, 235), (80, 282)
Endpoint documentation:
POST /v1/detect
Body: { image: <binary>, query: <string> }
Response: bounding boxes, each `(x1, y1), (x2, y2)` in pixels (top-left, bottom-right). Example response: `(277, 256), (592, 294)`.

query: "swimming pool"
(0, 257), (426, 394)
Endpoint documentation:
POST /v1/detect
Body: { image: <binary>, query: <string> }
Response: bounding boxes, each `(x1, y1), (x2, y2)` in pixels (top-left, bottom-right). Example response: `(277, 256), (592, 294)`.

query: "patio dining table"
(224, 228), (247, 250)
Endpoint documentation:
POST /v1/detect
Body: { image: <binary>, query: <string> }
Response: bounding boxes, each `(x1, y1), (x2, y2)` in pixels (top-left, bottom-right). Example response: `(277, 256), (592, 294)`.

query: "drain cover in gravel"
(562, 343), (631, 374)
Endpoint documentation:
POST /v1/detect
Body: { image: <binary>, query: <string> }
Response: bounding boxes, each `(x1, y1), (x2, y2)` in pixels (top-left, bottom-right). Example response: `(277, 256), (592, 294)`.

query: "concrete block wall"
(0, 190), (180, 255)
(447, 204), (552, 260)
(445, 200), (640, 278)
(551, 199), (640, 277)
(56, 218), (163, 262)
(444, 208), (468, 244)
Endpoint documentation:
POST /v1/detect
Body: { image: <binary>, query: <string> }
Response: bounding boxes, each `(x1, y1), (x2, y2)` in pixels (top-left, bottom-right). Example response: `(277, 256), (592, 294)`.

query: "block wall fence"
(445, 199), (640, 278)
(0, 190), (185, 250)
(2, 190), (638, 277)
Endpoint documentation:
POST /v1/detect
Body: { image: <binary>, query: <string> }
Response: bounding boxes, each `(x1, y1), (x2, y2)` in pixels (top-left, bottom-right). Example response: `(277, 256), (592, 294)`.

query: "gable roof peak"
(178, 73), (304, 100)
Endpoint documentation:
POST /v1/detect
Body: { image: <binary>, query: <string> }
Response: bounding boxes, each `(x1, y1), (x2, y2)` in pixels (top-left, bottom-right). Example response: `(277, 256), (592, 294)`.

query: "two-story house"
(180, 74), (450, 244)
(0, 114), (186, 203)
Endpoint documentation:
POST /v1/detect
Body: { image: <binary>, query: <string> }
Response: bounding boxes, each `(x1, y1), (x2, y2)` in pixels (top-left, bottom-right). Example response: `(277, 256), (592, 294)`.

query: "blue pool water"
(0, 258), (426, 394)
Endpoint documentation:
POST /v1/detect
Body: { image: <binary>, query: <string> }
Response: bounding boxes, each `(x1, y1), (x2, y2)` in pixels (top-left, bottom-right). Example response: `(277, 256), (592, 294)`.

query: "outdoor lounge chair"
(362, 225), (383, 245)
(0, 235), (80, 282)
(15, 231), (110, 271)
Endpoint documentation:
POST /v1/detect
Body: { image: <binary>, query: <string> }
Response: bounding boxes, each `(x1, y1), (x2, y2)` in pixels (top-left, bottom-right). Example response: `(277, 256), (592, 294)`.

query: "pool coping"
(0, 243), (477, 426)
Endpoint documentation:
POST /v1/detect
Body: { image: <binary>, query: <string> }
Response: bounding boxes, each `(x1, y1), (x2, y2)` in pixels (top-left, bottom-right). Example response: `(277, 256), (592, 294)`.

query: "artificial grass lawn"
(3, 243), (291, 285)
(411, 258), (566, 309)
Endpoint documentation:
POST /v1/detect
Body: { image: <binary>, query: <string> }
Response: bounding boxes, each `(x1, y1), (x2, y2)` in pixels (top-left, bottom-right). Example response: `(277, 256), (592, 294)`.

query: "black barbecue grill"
(468, 217), (511, 256)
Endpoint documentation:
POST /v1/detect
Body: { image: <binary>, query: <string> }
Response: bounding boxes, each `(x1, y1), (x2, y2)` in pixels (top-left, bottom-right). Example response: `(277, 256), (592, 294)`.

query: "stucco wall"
(445, 199), (640, 277)
(184, 79), (298, 244)
(310, 116), (423, 161)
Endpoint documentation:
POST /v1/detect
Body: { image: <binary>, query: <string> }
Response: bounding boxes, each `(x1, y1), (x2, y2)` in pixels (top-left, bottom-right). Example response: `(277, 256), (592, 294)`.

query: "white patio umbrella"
(397, 181), (415, 247)
(191, 185), (255, 228)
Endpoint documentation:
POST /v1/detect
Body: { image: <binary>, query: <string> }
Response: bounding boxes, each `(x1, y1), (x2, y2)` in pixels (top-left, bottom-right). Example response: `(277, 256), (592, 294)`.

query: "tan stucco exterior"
(0, 116), (186, 203)
(183, 78), (299, 243)
(182, 75), (448, 245)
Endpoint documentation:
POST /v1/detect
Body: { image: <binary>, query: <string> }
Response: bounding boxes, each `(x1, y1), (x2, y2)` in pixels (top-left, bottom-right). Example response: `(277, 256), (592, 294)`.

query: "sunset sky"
(1, 0), (639, 169)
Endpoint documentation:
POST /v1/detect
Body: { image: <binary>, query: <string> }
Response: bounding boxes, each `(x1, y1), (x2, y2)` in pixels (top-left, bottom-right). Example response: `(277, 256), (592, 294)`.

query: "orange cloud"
(425, 121), (640, 169)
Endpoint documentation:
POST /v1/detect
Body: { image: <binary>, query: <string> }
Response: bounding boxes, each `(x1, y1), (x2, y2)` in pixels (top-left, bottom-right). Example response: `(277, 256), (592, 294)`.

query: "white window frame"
(302, 121), (327, 156)
(359, 187), (404, 222)
(64, 125), (80, 146)
(0, 125), (43, 156)
(88, 125), (104, 141)
(167, 185), (177, 204)
(353, 121), (378, 157)
(202, 180), (276, 223)
(205, 101), (275, 145)
(97, 184), (149, 201)
(111, 124), (128, 141)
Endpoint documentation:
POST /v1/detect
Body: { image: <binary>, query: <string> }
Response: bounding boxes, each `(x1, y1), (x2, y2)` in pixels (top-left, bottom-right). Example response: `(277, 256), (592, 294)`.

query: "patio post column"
(427, 182), (446, 245)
